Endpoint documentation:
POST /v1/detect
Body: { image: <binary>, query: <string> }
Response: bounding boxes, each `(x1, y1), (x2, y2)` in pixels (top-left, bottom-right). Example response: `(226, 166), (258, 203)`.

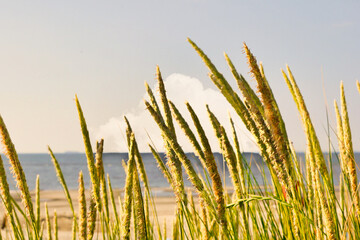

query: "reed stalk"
(149, 145), (173, 185)
(133, 162), (147, 239)
(188, 38), (275, 184)
(71, 216), (77, 240)
(145, 100), (213, 210)
(282, 67), (330, 185)
(171, 101), (227, 232)
(0, 155), (17, 236)
(145, 82), (186, 206)
(54, 210), (58, 240)
(87, 195), (96, 240)
(243, 45), (292, 178)
(78, 171), (87, 240)
(200, 199), (209, 240)
(95, 139), (109, 220)
(45, 203), (52, 240)
(124, 117), (150, 191)
(121, 134), (136, 240)
(107, 174), (120, 228)
(48, 147), (76, 217)
(35, 175), (40, 233)
(339, 82), (360, 215)
(0, 115), (36, 231)
(75, 96), (101, 213)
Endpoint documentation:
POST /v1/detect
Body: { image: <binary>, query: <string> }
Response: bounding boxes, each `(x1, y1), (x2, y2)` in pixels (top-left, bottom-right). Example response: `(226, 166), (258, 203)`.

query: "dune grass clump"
(0, 40), (359, 239)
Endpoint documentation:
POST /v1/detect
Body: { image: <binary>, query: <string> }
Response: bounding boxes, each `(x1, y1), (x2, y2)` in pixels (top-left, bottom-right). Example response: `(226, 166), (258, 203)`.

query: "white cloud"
(92, 73), (258, 153)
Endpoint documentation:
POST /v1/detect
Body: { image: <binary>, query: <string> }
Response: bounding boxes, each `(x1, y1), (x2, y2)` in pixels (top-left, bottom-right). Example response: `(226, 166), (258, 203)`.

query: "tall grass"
(0, 40), (359, 239)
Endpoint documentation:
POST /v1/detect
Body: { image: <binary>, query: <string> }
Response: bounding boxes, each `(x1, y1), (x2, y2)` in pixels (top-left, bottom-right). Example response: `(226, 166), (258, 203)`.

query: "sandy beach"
(2, 188), (185, 239)
(1, 187), (343, 239)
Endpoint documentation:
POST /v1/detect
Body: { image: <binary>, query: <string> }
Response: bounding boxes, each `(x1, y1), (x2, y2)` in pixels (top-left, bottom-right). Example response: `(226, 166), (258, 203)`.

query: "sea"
(0, 152), (359, 194)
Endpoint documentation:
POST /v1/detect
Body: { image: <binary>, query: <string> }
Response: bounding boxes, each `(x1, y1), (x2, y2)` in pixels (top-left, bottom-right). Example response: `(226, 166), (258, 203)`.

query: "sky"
(0, 1), (360, 153)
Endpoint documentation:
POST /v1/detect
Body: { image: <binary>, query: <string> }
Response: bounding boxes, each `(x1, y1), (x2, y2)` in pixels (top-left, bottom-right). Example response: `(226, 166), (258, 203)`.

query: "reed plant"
(0, 40), (359, 239)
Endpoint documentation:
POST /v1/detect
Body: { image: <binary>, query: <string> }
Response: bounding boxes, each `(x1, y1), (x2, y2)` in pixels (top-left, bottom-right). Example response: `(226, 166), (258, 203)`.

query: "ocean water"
(0, 152), (359, 192)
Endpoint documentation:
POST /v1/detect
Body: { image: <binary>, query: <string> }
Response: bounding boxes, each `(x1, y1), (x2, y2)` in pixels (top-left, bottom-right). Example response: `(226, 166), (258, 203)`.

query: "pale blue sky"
(0, 1), (359, 152)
